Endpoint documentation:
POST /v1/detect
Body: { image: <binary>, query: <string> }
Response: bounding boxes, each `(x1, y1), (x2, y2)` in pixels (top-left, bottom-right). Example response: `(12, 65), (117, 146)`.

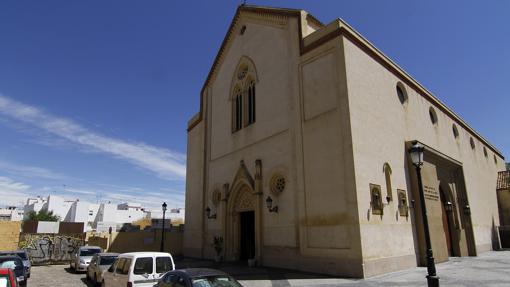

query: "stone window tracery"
(231, 57), (257, 132)
(270, 174), (286, 195)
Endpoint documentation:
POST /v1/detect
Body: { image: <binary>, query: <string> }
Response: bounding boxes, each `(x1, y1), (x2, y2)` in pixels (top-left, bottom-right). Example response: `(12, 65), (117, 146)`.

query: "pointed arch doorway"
(224, 162), (262, 263)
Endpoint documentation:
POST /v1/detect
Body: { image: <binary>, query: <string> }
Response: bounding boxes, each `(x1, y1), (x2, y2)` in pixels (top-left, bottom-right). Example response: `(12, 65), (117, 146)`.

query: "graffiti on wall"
(19, 234), (84, 265)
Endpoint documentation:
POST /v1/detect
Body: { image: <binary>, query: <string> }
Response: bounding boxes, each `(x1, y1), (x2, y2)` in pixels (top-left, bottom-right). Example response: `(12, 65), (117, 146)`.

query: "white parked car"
(70, 246), (103, 272)
(101, 252), (175, 287)
(86, 252), (119, 286)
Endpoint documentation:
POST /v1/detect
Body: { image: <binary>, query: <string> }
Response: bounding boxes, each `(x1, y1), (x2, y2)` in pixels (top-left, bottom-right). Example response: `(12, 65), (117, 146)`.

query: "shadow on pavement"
(175, 258), (341, 282)
(80, 278), (98, 287)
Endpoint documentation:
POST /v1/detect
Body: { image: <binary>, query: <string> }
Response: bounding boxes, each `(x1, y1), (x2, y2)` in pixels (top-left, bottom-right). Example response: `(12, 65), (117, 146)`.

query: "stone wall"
(0, 221), (21, 251)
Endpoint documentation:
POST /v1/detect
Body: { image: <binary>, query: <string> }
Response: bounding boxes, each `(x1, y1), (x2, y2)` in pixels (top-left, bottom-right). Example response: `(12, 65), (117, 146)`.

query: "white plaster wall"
(37, 221), (59, 233)
(46, 195), (73, 220)
(88, 204), (100, 223)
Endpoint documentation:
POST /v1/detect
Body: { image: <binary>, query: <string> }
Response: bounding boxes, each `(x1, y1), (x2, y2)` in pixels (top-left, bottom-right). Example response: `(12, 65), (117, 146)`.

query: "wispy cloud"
(0, 160), (67, 180)
(0, 176), (31, 206)
(0, 95), (186, 180)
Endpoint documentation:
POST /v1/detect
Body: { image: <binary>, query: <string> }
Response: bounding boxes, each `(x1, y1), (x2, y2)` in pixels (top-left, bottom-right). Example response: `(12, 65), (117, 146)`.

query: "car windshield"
(80, 249), (101, 256)
(192, 276), (242, 287)
(99, 256), (117, 265)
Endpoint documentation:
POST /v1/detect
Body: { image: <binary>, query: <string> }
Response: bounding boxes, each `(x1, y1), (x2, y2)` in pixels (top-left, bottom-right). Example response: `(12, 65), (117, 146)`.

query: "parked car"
(86, 252), (119, 286)
(70, 246), (102, 273)
(102, 252), (175, 287)
(0, 256), (27, 286)
(0, 268), (18, 287)
(0, 250), (31, 278)
(156, 269), (243, 287)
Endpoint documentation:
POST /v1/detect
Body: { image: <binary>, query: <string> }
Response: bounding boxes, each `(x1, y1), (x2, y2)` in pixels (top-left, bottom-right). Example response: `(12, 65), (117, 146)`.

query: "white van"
(101, 252), (175, 287)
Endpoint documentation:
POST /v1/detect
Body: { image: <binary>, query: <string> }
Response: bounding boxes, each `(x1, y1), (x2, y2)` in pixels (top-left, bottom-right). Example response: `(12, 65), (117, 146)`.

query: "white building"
(24, 196), (47, 215)
(0, 206), (23, 221)
(146, 208), (185, 224)
(43, 195), (75, 220)
(22, 194), (180, 232)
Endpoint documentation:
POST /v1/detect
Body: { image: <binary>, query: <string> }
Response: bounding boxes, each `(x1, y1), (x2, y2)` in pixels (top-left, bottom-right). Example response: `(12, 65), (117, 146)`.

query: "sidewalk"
(176, 251), (510, 287)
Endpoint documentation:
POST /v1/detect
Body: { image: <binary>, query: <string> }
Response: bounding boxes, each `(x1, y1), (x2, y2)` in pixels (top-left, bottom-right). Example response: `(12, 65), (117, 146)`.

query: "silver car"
(86, 252), (118, 286)
(0, 250), (31, 278)
(70, 246), (102, 273)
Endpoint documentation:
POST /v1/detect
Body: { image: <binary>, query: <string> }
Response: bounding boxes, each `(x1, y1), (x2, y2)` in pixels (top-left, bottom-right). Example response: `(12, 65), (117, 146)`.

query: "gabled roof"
(189, 5), (503, 159)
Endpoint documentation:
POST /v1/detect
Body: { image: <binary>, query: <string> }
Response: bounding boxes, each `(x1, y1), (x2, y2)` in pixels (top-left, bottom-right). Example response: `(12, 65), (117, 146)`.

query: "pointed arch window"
(383, 163), (393, 202)
(231, 57), (258, 133)
(233, 86), (243, 132)
(247, 80), (256, 125)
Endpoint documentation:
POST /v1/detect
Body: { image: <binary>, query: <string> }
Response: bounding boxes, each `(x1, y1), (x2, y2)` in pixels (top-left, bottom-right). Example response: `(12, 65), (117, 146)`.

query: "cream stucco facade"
(184, 5), (506, 278)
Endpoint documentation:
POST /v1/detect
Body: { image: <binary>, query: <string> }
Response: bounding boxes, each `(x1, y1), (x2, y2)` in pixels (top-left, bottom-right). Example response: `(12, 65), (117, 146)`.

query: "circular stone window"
(483, 147), (488, 158)
(270, 174), (286, 195)
(470, 137), (475, 149)
(494, 154), (498, 164)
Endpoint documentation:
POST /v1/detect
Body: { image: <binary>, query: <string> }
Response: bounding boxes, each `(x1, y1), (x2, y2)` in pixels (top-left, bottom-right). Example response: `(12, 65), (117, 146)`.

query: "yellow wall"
(0, 221), (21, 251)
(88, 231), (183, 256)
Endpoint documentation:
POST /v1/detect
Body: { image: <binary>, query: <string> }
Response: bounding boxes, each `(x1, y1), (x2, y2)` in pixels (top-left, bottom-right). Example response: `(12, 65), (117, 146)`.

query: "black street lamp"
(160, 202), (167, 252)
(408, 141), (439, 287)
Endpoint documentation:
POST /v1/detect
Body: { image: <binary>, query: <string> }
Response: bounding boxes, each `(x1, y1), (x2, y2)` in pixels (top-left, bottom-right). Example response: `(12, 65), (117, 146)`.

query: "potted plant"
(213, 236), (223, 262)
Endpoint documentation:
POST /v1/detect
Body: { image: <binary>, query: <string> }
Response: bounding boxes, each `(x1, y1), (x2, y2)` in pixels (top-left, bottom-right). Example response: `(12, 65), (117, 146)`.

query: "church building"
(184, 5), (506, 277)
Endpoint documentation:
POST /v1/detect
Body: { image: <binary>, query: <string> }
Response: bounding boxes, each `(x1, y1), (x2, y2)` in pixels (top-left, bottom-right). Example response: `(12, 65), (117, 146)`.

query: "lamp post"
(408, 141), (439, 287)
(160, 202), (167, 252)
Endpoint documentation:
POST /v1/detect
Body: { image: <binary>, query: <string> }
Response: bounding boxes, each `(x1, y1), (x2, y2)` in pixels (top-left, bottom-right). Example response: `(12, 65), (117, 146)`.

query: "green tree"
(24, 209), (60, 222)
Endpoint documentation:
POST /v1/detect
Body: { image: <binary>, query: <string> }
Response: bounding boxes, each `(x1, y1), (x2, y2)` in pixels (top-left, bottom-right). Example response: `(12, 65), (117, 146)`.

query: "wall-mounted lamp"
(445, 201), (453, 212)
(205, 206), (217, 219)
(265, 196), (278, 213)
(464, 204), (471, 215)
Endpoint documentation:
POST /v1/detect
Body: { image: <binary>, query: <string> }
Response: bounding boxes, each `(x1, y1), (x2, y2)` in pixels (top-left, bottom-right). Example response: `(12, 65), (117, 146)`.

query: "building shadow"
(175, 258), (351, 282)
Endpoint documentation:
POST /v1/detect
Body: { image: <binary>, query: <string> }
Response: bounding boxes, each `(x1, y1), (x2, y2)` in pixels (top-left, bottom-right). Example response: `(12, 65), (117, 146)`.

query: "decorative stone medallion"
(270, 173), (286, 195)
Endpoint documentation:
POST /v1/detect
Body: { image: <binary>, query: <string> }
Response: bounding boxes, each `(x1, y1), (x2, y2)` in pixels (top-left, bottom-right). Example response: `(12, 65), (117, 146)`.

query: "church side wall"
(342, 34), (505, 277)
(183, 121), (205, 258)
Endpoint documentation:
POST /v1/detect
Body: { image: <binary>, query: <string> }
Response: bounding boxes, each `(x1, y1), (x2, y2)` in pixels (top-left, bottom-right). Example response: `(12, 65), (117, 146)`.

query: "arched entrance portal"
(224, 161), (262, 263)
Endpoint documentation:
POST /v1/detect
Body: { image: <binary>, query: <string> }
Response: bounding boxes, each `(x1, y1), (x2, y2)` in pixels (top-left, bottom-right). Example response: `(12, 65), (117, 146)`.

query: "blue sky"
(0, 1), (508, 209)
